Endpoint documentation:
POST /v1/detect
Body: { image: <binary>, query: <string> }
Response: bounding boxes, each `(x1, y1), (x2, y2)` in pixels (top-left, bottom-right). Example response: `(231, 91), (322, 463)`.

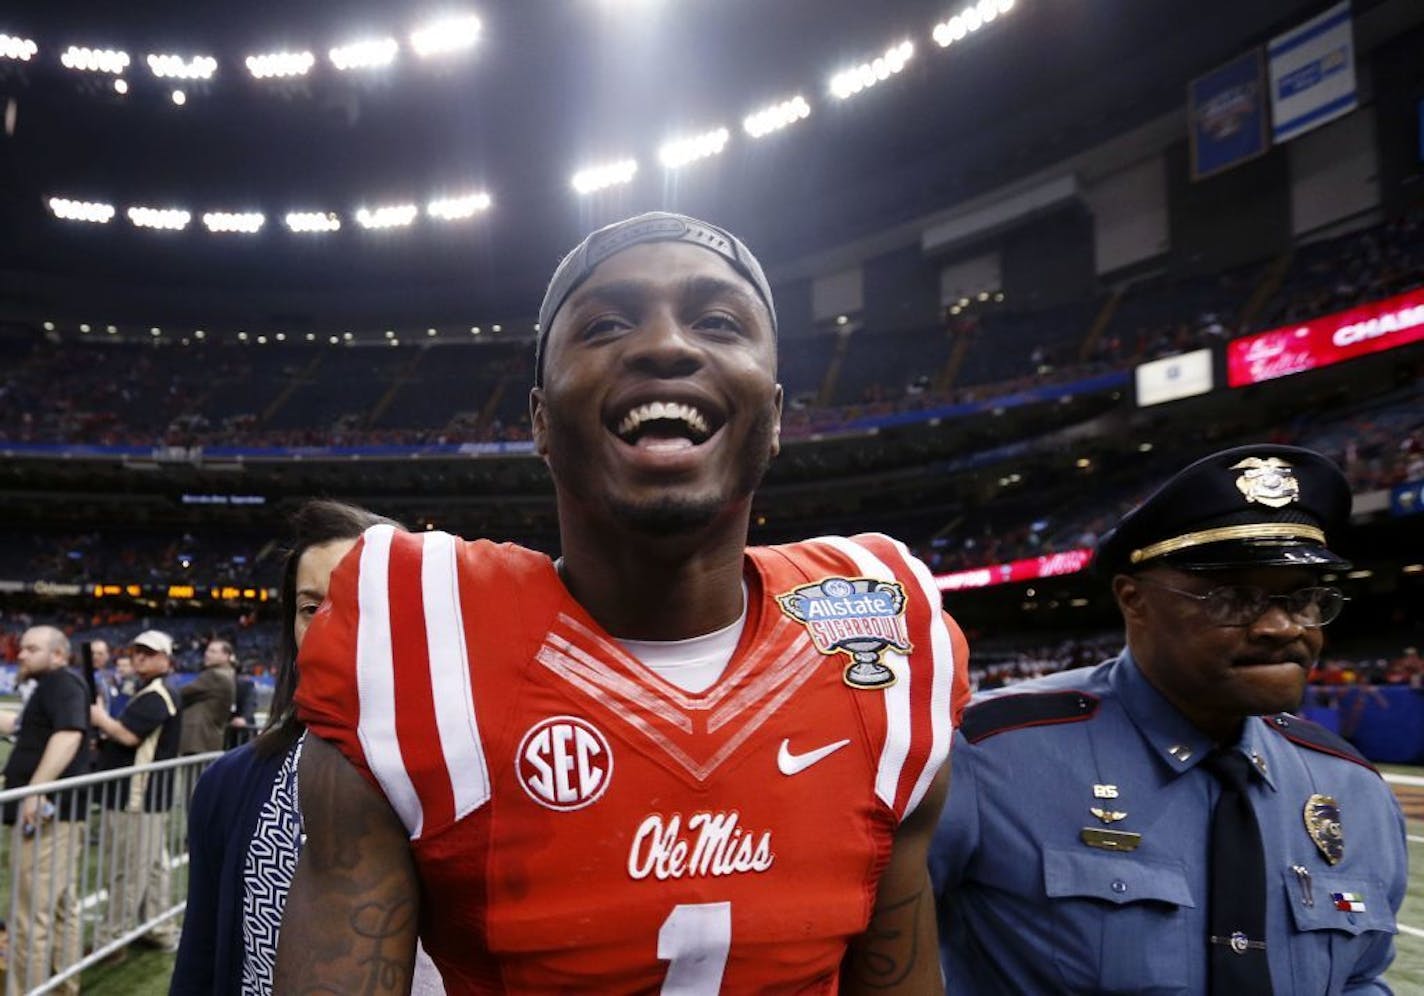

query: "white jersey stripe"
(354, 524), (424, 837)
(536, 645), (705, 777)
(421, 531), (491, 822)
(815, 535), (913, 813)
(886, 536), (954, 817)
(545, 629), (694, 733)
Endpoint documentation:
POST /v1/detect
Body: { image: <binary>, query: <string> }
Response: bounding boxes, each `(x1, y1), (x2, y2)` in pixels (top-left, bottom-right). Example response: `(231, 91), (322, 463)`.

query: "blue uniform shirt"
(932, 651), (1408, 995)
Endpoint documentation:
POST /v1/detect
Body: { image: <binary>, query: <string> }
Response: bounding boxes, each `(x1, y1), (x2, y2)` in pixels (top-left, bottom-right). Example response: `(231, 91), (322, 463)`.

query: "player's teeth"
(615, 402), (710, 440)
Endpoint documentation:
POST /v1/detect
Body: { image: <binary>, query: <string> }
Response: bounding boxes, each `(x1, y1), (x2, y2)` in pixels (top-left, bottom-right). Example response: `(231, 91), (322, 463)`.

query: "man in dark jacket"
(180, 639), (237, 755)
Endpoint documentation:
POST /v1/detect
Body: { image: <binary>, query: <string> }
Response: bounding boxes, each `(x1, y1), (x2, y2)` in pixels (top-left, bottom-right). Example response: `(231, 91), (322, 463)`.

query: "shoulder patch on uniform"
(1261, 714), (1380, 775)
(960, 690), (1099, 744)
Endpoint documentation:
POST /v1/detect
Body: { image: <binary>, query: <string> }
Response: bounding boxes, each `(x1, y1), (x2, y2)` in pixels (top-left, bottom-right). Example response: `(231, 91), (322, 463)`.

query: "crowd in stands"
(1308, 646), (1424, 689)
(0, 380), (1417, 592)
(960, 632), (1424, 697)
(964, 631), (1125, 691)
(919, 379), (1424, 575)
(0, 529), (274, 587)
(1, 211), (1416, 452)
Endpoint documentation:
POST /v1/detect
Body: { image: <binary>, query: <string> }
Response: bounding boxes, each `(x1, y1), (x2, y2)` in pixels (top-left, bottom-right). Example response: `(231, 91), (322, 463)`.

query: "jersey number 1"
(658, 901), (731, 994)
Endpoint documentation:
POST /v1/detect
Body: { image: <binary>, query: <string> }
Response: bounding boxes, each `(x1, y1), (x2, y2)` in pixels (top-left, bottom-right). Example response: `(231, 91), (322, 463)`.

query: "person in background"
(89, 630), (183, 959)
(225, 659), (259, 750)
(171, 501), (445, 995)
(178, 639), (236, 755)
(0, 626), (91, 996)
(106, 652), (137, 718)
(931, 445), (1407, 993)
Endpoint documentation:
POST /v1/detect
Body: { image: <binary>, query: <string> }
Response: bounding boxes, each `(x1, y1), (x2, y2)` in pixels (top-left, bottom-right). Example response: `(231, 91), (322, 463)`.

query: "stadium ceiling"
(0, 0), (1373, 326)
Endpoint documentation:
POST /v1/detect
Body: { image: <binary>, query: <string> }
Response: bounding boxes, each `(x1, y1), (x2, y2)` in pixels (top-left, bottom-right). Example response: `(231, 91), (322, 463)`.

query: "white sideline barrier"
(0, 752), (221, 996)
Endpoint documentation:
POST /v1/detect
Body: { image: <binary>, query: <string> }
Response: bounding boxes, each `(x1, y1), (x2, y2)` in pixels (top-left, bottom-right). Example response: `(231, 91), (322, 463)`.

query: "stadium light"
(829, 40), (913, 100)
(202, 211), (265, 234)
(128, 206), (191, 230)
(146, 53), (217, 80)
(0, 35), (38, 62)
(48, 197), (115, 224)
(659, 127), (730, 169)
(355, 203), (418, 229)
(329, 37), (398, 71)
(245, 50), (315, 79)
(933, 0), (1015, 47)
(743, 95), (810, 138)
(285, 211), (341, 233)
(410, 15), (482, 58)
(171, 89), (187, 105)
(571, 159), (638, 195)
(113, 79), (129, 94)
(427, 191), (492, 221)
(61, 46), (130, 74)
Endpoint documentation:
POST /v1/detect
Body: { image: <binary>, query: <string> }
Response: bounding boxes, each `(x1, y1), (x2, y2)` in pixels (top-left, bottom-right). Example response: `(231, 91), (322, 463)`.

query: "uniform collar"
(1236, 716), (1279, 791)
(1112, 650), (1278, 790)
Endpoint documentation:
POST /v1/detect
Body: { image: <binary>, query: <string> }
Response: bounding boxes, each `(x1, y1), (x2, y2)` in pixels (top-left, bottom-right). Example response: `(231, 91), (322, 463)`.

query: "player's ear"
(531, 387), (549, 458)
(769, 384), (783, 459)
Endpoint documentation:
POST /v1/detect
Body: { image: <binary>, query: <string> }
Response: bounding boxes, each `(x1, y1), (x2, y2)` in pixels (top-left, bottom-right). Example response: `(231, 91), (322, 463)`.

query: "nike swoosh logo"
(777, 738), (852, 776)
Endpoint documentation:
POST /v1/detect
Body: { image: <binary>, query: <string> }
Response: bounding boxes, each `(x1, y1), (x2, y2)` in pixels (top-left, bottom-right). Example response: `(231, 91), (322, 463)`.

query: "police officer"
(932, 444), (1407, 994)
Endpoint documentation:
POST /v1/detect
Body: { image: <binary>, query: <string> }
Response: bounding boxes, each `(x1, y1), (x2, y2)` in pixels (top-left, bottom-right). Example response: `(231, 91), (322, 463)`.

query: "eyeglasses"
(1135, 576), (1346, 628)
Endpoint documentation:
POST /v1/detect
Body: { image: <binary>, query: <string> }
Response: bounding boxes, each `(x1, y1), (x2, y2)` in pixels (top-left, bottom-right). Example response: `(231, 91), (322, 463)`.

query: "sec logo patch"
(516, 715), (614, 811)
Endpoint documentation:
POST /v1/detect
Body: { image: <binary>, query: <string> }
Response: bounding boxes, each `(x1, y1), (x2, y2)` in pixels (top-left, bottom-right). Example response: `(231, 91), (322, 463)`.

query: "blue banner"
(1189, 48), (1268, 180)
(1268, 1), (1357, 144)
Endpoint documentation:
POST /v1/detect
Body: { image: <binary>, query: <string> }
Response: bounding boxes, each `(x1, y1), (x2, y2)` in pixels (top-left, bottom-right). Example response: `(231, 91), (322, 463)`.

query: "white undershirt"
(615, 584), (748, 694)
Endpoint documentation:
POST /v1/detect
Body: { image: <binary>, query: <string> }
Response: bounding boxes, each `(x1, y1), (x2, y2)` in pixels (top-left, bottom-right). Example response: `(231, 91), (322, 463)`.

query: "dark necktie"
(1204, 749), (1274, 995)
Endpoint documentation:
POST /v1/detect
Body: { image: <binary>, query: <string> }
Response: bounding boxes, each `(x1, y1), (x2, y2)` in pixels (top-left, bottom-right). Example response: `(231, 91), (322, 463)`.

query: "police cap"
(1093, 444), (1352, 575)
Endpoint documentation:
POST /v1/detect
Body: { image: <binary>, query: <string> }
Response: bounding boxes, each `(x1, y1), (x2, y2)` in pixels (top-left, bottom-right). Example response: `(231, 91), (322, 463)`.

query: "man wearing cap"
(930, 445), (1407, 994)
(90, 630), (183, 956)
(0, 626), (91, 996)
(278, 213), (970, 994)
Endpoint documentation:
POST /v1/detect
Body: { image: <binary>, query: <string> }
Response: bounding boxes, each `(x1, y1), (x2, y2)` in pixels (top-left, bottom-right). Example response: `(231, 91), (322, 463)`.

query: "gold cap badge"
(1232, 457), (1300, 509)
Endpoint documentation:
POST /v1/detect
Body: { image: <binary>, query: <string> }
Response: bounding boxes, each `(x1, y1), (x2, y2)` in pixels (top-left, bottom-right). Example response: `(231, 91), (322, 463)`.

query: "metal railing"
(0, 752), (220, 996)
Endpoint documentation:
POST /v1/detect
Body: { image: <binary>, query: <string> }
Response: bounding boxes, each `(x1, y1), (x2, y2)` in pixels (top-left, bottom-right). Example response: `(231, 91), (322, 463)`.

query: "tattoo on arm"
(276, 736), (419, 995)
(353, 897), (416, 996)
(845, 888), (923, 989)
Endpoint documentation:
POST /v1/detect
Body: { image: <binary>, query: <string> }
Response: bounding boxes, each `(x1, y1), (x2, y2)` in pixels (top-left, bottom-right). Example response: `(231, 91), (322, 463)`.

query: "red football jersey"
(296, 527), (969, 994)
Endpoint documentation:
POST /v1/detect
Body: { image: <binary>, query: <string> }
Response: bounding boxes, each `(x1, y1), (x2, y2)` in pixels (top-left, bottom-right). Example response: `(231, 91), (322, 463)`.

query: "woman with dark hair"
(172, 500), (444, 995)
